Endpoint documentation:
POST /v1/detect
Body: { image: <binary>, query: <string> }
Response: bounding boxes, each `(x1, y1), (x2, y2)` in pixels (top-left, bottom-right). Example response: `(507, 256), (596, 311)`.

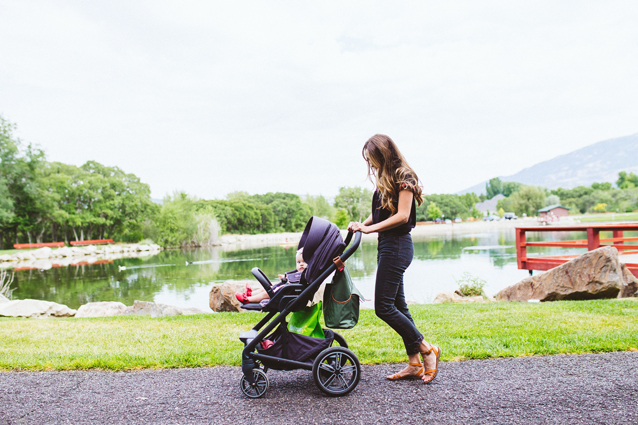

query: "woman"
(348, 134), (441, 384)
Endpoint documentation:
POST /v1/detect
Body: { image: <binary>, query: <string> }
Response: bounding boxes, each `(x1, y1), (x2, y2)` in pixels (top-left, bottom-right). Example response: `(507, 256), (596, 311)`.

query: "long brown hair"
(363, 134), (423, 214)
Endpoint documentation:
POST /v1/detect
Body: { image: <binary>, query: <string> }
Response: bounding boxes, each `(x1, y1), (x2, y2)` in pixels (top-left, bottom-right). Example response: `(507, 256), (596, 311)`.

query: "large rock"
(209, 280), (256, 312)
(75, 301), (127, 317)
(0, 299), (76, 318)
(0, 254), (13, 262)
(0, 294), (9, 303)
(12, 251), (35, 261)
(32, 247), (53, 259)
(433, 291), (488, 304)
(497, 246), (638, 302)
(53, 247), (74, 257)
(123, 300), (182, 317)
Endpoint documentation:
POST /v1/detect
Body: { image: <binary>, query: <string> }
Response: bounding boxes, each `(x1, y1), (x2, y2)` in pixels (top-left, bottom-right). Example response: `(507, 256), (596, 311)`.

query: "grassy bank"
(1, 299), (637, 371)
(574, 212), (638, 223)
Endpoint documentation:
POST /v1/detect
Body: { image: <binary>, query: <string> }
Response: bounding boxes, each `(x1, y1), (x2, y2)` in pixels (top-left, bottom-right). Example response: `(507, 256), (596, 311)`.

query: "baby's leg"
(247, 291), (270, 303)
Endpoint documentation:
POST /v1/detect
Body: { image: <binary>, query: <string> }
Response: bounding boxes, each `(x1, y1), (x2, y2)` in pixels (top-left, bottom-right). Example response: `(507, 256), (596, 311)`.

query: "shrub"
(455, 273), (486, 297)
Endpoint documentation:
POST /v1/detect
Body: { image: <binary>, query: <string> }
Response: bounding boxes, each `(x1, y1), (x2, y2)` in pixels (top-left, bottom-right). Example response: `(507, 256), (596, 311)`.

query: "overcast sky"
(1, 1), (637, 200)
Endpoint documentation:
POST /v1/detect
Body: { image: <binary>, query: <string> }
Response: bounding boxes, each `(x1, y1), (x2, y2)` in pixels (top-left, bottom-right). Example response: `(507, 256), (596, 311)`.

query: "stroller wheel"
(312, 347), (361, 397)
(240, 369), (269, 399)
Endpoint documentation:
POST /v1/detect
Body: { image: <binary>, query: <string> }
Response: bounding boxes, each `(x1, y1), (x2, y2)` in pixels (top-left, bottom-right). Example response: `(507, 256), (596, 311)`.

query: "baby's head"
(296, 248), (307, 272)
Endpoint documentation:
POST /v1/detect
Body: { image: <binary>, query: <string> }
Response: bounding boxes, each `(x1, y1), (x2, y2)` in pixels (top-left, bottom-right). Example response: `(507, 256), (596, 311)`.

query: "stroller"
(238, 217), (362, 398)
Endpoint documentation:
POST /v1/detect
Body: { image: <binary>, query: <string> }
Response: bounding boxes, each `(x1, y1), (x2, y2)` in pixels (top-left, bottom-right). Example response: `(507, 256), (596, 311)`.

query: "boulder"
(209, 280), (256, 312)
(0, 254), (13, 262)
(0, 294), (9, 303)
(32, 247), (53, 259)
(0, 299), (76, 318)
(123, 300), (182, 317)
(12, 251), (35, 261)
(71, 247), (86, 255)
(137, 244), (151, 251)
(433, 291), (487, 304)
(497, 246), (638, 302)
(75, 301), (127, 317)
(53, 247), (74, 257)
(620, 263), (638, 298)
(83, 245), (97, 254)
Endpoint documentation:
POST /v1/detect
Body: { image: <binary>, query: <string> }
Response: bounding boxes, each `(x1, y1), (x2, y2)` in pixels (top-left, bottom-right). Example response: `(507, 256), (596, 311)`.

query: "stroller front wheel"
(240, 368), (269, 398)
(312, 347), (361, 397)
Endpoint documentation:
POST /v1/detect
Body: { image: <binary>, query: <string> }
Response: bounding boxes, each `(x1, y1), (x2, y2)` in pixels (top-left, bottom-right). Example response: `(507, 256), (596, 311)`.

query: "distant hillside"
(458, 133), (638, 195)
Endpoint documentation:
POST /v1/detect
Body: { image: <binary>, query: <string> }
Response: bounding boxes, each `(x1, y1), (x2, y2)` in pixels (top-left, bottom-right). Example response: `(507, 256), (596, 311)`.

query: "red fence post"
(613, 230), (624, 252)
(587, 227), (600, 251)
(516, 228), (526, 270)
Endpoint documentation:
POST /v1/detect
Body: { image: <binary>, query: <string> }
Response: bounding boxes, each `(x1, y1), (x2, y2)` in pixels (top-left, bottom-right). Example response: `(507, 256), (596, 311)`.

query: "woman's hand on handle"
(348, 222), (371, 234)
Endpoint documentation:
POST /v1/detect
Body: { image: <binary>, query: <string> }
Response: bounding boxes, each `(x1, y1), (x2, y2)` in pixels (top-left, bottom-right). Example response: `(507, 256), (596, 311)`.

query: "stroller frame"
(239, 229), (362, 398)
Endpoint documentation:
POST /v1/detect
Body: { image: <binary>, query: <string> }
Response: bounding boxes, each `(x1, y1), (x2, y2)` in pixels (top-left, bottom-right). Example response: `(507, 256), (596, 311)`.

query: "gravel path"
(1, 351), (637, 425)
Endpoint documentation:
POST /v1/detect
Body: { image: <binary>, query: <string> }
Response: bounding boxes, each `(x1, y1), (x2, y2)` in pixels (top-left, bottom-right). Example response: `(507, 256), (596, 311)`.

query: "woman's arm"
(348, 190), (413, 234)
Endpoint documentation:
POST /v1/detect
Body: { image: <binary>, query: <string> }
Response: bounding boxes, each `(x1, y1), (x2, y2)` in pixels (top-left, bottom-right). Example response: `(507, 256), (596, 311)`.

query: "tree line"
(0, 117), (156, 249)
(484, 175), (638, 217)
(3, 116), (637, 248)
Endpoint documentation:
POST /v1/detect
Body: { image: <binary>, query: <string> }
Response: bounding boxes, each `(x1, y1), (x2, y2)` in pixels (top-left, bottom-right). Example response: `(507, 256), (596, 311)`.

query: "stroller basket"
(238, 217), (362, 398)
(257, 325), (335, 369)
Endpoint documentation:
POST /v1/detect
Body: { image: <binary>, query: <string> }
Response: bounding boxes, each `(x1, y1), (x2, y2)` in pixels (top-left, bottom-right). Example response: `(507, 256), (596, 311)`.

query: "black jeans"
(375, 233), (424, 355)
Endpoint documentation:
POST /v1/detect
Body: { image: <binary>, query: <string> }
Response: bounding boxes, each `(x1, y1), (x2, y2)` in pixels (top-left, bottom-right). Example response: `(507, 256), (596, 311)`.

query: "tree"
(617, 171), (638, 189)
(459, 193), (479, 211)
(593, 203), (607, 212)
(251, 192), (311, 232)
(0, 116), (46, 246)
(426, 202), (442, 220)
(509, 186), (546, 217)
(498, 208), (505, 218)
(304, 195), (335, 221)
(485, 178), (503, 199)
(334, 209), (349, 229)
(418, 194), (468, 220)
(503, 181), (522, 197)
(545, 194), (560, 206)
(334, 187), (373, 223)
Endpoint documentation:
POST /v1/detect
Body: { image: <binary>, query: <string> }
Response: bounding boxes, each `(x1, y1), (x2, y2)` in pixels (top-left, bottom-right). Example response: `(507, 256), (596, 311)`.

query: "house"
(538, 205), (570, 222)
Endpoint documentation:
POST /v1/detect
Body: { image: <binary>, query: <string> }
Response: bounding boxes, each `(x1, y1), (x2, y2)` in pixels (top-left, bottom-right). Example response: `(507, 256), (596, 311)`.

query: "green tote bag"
(323, 267), (363, 329)
(288, 302), (325, 339)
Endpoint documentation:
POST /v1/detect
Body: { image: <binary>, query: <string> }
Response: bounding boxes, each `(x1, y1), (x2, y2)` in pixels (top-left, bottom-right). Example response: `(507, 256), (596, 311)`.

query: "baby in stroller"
(235, 248), (307, 305)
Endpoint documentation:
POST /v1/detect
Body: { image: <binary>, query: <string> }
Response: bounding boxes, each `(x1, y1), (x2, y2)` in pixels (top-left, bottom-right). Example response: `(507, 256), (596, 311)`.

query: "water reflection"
(11, 229), (637, 310)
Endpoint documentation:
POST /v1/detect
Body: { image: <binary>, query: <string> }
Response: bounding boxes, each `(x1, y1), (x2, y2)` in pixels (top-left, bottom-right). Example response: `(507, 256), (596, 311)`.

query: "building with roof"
(538, 204), (571, 221)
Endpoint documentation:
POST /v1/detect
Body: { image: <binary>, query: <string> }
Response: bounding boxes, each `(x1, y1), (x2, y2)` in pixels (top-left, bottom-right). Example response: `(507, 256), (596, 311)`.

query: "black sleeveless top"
(371, 188), (417, 236)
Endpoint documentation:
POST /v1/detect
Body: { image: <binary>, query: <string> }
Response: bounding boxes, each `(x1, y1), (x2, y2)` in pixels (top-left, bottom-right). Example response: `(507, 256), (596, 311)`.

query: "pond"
(10, 228), (637, 311)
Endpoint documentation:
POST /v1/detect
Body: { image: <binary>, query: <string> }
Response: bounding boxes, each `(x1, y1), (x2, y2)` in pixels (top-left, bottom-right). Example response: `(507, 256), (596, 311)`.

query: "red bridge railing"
(516, 223), (638, 278)
(13, 242), (66, 249)
(69, 239), (113, 246)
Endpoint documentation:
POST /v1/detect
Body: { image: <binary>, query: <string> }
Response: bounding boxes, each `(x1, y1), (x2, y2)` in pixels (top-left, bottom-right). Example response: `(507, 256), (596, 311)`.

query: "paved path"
(1, 351), (637, 425)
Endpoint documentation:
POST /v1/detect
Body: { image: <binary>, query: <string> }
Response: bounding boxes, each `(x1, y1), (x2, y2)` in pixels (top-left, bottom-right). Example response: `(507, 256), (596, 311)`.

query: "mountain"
(458, 133), (638, 195)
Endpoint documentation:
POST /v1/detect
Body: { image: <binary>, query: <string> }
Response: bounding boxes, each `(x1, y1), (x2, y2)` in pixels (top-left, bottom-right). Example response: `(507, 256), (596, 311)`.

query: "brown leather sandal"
(386, 362), (424, 381)
(421, 346), (441, 384)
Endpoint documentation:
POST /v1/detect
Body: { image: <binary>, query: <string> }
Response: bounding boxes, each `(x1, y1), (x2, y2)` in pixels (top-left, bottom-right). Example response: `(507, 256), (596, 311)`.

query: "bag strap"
(331, 293), (352, 304)
(333, 256), (345, 271)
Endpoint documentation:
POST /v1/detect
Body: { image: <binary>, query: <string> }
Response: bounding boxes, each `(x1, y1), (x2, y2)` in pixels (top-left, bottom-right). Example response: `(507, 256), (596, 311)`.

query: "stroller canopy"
(298, 217), (345, 285)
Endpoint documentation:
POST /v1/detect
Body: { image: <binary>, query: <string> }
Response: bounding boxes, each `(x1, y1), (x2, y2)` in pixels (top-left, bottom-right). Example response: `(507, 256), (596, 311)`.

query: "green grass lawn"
(0, 248), (35, 256)
(1, 299), (637, 371)
(573, 212), (638, 222)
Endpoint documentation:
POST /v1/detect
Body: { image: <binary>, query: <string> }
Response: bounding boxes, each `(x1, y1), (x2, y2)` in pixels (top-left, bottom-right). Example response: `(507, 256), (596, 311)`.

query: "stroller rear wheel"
(240, 368), (269, 398)
(312, 347), (361, 396)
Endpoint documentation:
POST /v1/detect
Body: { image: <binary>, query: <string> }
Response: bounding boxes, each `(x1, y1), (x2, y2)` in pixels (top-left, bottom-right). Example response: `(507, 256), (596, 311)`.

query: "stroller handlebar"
(340, 230), (361, 263)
